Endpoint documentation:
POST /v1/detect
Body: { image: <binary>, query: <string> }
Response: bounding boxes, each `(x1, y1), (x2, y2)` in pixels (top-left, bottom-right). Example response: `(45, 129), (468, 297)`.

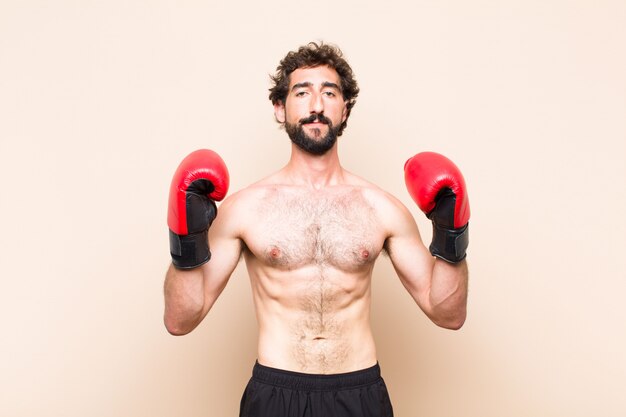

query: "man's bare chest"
(244, 187), (385, 271)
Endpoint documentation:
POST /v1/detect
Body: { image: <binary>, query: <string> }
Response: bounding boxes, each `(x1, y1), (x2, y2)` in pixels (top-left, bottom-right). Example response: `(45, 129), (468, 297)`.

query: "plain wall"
(1, 1), (625, 416)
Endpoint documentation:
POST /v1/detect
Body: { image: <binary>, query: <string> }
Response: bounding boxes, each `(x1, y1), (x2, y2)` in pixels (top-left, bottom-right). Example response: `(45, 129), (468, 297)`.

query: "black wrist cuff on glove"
(169, 229), (210, 269)
(429, 222), (469, 263)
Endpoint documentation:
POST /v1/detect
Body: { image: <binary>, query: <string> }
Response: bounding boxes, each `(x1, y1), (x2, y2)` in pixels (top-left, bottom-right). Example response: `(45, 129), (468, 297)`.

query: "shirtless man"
(164, 42), (470, 417)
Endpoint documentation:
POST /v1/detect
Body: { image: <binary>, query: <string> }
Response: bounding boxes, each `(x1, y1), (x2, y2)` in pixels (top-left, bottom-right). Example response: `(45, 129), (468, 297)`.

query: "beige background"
(1, 1), (625, 416)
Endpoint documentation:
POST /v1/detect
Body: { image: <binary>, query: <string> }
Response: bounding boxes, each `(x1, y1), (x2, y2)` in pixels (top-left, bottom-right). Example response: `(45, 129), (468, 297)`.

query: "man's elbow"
(164, 316), (196, 336)
(432, 311), (466, 330)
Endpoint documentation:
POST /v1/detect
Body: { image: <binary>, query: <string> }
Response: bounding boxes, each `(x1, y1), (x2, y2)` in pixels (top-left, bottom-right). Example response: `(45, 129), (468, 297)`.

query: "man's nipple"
(269, 246), (281, 259)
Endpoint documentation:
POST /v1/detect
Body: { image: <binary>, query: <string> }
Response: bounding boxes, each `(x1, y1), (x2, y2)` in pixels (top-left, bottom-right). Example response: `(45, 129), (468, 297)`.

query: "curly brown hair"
(269, 42), (359, 136)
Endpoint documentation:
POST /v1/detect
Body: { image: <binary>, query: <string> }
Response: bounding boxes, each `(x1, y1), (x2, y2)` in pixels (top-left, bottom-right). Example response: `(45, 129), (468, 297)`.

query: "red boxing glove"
(168, 149), (230, 269)
(404, 152), (470, 263)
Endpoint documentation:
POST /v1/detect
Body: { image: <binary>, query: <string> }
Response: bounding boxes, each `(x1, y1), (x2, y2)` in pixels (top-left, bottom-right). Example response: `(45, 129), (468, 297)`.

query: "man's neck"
(283, 144), (345, 189)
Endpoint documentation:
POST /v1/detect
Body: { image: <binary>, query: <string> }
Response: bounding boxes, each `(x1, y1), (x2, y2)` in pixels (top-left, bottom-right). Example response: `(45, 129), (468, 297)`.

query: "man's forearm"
(163, 264), (206, 335)
(428, 259), (468, 330)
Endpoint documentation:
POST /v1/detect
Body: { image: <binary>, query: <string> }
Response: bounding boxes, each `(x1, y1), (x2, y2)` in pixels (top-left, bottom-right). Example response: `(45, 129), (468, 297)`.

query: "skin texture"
(163, 65), (468, 374)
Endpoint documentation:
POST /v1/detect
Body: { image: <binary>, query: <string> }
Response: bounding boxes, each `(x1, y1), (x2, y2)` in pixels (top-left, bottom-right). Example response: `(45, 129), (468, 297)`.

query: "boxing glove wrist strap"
(169, 229), (210, 269)
(429, 222), (469, 263)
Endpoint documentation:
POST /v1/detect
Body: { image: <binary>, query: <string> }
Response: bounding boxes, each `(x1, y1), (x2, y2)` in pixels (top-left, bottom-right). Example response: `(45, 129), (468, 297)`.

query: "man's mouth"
(300, 114), (330, 125)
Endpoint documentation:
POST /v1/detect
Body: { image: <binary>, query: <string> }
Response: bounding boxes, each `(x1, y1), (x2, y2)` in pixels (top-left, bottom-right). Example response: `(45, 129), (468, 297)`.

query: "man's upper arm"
(198, 193), (245, 315)
(382, 196), (435, 313)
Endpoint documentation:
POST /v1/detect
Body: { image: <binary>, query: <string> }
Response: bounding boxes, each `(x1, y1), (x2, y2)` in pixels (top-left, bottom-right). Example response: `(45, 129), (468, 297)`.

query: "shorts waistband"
(251, 361), (382, 391)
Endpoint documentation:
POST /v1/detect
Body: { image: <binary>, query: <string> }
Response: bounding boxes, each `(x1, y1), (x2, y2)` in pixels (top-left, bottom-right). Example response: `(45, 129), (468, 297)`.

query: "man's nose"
(310, 92), (324, 114)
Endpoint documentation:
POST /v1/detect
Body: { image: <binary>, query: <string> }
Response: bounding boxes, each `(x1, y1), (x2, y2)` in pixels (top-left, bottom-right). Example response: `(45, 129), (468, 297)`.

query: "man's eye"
(323, 91), (336, 97)
(295, 91), (307, 97)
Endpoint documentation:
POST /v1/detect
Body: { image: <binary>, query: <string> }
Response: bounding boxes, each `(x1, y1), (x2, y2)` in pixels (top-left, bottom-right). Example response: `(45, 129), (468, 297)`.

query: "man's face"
(274, 65), (348, 155)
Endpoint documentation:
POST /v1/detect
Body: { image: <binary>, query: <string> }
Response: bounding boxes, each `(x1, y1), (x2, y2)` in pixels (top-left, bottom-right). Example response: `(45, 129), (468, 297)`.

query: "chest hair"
(253, 187), (382, 271)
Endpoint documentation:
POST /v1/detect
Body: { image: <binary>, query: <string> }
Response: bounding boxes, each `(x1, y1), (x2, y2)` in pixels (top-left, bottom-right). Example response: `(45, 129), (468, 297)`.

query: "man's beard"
(285, 113), (341, 156)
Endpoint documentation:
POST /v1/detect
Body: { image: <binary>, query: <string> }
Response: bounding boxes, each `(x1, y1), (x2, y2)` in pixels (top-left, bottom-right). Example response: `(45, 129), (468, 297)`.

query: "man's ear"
(341, 101), (348, 123)
(274, 101), (286, 123)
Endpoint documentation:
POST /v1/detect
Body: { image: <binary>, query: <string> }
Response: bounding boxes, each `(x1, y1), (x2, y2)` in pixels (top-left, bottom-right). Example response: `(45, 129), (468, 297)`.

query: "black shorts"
(239, 361), (394, 417)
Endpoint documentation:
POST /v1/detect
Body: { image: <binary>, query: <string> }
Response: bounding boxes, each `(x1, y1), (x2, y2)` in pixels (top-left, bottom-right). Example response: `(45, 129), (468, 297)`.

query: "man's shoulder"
(344, 173), (404, 208)
(334, 174), (417, 241)
(213, 183), (275, 236)
(346, 175), (416, 228)
(218, 174), (293, 217)
(219, 182), (274, 209)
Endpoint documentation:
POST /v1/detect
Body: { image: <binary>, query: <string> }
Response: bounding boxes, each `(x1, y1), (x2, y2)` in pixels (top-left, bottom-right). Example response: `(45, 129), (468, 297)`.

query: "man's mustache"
(299, 114), (331, 125)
